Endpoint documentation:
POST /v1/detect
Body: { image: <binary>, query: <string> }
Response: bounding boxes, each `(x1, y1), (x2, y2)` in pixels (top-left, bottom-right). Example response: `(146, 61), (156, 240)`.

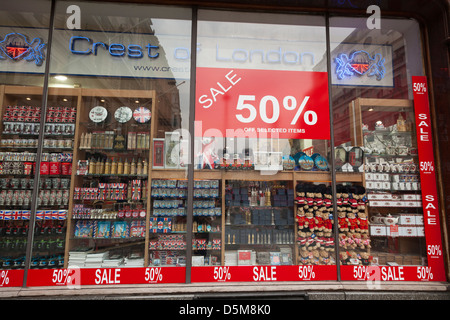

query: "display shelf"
(347, 97), (427, 266)
(0, 84), (380, 271)
(61, 87), (155, 268)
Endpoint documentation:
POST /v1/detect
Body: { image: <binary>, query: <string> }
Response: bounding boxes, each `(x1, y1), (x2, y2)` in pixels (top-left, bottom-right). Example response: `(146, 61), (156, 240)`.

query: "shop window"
(192, 10), (337, 282)
(330, 17), (445, 280)
(25, 0), (191, 286)
(0, 0), (52, 285)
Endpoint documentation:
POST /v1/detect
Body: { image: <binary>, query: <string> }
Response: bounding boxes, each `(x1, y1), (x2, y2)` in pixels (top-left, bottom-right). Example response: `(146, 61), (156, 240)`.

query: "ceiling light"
(54, 75), (68, 81)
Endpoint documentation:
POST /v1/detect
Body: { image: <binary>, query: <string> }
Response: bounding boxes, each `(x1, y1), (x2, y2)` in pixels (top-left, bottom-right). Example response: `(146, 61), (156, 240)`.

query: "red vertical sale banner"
(412, 76), (446, 281)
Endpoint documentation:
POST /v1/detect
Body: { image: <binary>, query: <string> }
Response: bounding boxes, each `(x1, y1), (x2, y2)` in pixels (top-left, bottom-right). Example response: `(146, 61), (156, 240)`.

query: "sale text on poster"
(195, 68), (330, 140)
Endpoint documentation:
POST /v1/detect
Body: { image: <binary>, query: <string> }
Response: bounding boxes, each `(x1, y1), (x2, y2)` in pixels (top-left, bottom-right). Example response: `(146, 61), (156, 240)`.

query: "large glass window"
(41, 0), (192, 284)
(0, 0), (51, 279)
(329, 17), (427, 270)
(0, 1), (445, 287)
(193, 10), (335, 281)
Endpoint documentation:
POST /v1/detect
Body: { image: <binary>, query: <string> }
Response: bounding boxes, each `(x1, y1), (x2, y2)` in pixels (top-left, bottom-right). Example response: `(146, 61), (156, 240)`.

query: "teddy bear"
(315, 231), (325, 249)
(362, 234), (371, 249)
(310, 249), (320, 265)
(357, 211), (369, 234)
(340, 251), (350, 265)
(346, 232), (357, 249)
(323, 232), (334, 251)
(306, 233), (320, 250)
(299, 249), (310, 265)
(305, 211), (316, 233)
(353, 232), (364, 249)
(349, 251), (361, 265)
(315, 211), (324, 231)
(323, 212), (333, 232)
(347, 212), (358, 233)
(338, 211), (349, 232)
(339, 233), (348, 249)
(296, 208), (307, 231)
(360, 252), (371, 266)
(297, 231), (307, 249)
(295, 190), (306, 205)
(319, 250), (331, 265)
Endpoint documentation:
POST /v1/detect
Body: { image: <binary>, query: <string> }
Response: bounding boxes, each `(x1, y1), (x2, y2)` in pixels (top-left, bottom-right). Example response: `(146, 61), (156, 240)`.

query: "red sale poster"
(195, 67), (330, 140)
(26, 267), (186, 287)
(191, 265), (337, 282)
(411, 76), (446, 281)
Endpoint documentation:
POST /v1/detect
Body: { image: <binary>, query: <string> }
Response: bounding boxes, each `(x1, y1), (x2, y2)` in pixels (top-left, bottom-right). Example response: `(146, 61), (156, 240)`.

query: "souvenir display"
(282, 155), (295, 170)
(114, 106), (133, 123)
(295, 183), (335, 265)
(298, 153), (314, 171)
(312, 153), (329, 171)
(0, 99), (76, 271)
(89, 106), (108, 123)
(224, 180), (294, 266)
(133, 106), (151, 123)
(150, 179), (221, 265)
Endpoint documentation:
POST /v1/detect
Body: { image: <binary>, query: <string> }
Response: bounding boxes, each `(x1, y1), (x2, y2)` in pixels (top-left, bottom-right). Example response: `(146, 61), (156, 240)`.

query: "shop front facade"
(0, 0), (448, 289)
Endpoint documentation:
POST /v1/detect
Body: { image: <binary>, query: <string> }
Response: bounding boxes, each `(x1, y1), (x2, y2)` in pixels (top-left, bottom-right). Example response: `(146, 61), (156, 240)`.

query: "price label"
(195, 68), (330, 140)
(144, 267), (164, 283)
(413, 82), (427, 93)
(298, 266), (315, 280)
(213, 266), (232, 281)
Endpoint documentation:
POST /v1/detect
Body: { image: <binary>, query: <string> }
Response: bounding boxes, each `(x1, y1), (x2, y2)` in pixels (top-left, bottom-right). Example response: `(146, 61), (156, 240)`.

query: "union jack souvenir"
(133, 106), (151, 123)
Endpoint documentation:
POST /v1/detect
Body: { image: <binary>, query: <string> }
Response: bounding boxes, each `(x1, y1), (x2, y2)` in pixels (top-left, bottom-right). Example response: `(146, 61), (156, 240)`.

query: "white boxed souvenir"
(192, 255), (204, 266)
(402, 194), (416, 201)
(381, 173), (390, 181)
(368, 200), (379, 206)
(179, 139), (189, 169)
(391, 194), (402, 200)
(399, 226), (417, 237)
(254, 151), (269, 171)
(365, 173), (373, 181)
(390, 201), (403, 207)
(165, 132), (180, 169)
(382, 182), (391, 190)
(368, 193), (392, 200)
(268, 152), (283, 171)
(399, 214), (416, 225)
(370, 225), (387, 236)
(415, 215), (424, 225)
(416, 226), (425, 237)
(410, 201), (422, 207)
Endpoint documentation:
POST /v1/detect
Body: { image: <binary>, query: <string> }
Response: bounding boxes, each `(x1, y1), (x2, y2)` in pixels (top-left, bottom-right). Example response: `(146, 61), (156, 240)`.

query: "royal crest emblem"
(335, 50), (385, 81)
(0, 32), (46, 66)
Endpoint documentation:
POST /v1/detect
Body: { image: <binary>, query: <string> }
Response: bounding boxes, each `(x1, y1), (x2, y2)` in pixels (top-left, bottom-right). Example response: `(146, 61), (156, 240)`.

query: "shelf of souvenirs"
(76, 158), (149, 177)
(363, 129), (415, 137)
(151, 169), (363, 182)
(365, 153), (418, 159)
